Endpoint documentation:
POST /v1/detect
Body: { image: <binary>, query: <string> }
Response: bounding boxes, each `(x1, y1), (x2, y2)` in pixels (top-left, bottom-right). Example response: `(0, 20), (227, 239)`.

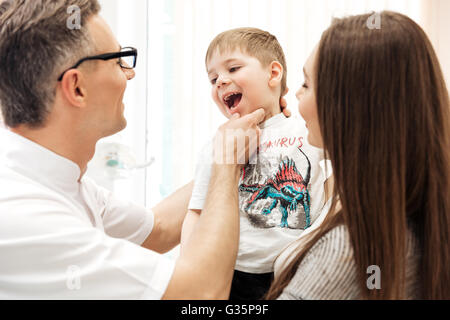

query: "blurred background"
(66, 0), (450, 208)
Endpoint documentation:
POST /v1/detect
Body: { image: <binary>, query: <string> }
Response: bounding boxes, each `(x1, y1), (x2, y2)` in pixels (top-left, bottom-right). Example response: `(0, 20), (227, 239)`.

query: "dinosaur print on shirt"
(239, 147), (312, 230)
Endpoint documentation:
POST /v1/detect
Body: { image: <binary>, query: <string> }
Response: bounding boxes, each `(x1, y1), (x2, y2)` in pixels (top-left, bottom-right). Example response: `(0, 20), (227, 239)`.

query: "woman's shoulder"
(277, 224), (421, 300)
(277, 225), (361, 300)
(304, 225), (355, 269)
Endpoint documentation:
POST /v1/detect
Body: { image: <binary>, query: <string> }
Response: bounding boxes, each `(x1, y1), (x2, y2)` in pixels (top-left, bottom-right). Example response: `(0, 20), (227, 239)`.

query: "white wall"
(422, 0), (450, 85)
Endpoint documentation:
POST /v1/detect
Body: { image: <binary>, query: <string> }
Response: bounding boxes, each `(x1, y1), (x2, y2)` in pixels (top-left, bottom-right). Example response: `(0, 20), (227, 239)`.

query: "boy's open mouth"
(223, 92), (242, 110)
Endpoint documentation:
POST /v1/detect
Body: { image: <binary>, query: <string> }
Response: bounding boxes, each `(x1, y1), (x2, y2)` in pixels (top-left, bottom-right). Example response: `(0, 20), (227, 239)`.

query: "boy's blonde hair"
(206, 27), (287, 97)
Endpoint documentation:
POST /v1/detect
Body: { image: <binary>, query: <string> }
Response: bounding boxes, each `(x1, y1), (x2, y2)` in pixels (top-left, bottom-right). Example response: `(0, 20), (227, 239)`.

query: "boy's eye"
(210, 78), (217, 85)
(302, 83), (308, 89)
(229, 67), (240, 73)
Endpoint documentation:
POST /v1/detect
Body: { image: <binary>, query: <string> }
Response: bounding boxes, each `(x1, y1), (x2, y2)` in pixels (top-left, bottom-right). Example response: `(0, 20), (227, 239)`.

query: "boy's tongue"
(232, 94), (242, 108)
(227, 93), (242, 109)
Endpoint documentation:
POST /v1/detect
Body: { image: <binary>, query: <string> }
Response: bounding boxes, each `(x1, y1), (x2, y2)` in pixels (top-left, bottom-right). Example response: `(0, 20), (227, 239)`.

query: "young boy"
(181, 28), (326, 300)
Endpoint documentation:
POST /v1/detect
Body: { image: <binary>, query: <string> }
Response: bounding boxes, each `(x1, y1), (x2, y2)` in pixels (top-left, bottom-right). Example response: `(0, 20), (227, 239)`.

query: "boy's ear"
(268, 61), (283, 88)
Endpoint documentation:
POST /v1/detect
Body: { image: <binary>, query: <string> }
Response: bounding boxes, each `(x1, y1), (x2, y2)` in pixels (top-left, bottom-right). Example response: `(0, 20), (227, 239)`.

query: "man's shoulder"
(0, 164), (92, 232)
(0, 163), (42, 191)
(0, 163), (72, 208)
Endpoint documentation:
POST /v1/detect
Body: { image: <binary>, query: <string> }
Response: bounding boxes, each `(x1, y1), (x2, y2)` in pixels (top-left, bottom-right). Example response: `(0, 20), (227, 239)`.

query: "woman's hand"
(280, 87), (291, 118)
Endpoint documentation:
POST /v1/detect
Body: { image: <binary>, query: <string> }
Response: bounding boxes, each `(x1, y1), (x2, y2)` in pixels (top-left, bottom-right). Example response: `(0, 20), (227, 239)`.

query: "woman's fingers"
(280, 87), (291, 118)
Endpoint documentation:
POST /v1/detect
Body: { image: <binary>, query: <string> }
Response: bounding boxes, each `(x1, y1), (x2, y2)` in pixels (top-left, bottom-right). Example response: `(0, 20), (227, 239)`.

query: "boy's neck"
(262, 102), (282, 123)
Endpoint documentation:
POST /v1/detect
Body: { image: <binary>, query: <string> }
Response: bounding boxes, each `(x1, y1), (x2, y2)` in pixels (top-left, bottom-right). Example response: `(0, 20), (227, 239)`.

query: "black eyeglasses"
(57, 47), (138, 81)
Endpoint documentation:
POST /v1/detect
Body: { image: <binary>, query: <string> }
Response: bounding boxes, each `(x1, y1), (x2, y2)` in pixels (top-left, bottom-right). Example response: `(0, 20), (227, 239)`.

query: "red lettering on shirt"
(261, 136), (306, 152)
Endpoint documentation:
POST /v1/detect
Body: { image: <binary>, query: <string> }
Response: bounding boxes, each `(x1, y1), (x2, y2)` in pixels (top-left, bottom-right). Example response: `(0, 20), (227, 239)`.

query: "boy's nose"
(217, 76), (231, 88)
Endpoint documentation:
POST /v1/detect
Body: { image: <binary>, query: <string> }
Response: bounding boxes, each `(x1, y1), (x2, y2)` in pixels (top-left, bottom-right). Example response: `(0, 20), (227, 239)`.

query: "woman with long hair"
(266, 11), (450, 300)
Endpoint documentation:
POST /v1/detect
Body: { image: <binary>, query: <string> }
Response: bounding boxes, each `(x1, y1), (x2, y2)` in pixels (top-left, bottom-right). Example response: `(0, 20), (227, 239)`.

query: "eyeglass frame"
(57, 46), (137, 81)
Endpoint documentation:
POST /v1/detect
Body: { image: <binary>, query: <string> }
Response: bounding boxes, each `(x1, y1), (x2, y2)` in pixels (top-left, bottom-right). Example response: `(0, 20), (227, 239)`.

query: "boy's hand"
(280, 87), (291, 118)
(213, 109), (265, 168)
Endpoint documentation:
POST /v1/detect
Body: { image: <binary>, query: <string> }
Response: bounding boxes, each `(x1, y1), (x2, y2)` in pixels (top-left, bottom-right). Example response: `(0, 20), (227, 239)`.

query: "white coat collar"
(0, 128), (82, 194)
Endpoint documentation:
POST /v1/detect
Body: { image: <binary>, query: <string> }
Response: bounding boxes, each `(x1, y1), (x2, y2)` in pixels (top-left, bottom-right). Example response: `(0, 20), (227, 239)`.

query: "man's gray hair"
(0, 0), (101, 128)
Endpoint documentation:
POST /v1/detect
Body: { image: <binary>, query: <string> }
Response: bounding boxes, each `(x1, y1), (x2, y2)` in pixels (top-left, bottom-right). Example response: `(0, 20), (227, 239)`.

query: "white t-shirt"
(0, 129), (175, 299)
(189, 114), (327, 273)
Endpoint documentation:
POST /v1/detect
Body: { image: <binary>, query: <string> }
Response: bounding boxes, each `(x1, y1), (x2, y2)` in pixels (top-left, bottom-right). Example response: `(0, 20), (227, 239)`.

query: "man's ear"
(59, 70), (88, 108)
(268, 61), (283, 88)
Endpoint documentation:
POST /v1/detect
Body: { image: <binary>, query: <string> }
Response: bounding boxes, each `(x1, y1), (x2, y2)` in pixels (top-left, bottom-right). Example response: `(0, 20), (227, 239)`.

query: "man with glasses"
(0, 0), (265, 299)
(57, 46), (138, 81)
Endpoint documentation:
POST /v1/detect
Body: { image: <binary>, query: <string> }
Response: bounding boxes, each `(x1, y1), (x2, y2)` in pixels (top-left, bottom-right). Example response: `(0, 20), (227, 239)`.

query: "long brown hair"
(266, 11), (450, 300)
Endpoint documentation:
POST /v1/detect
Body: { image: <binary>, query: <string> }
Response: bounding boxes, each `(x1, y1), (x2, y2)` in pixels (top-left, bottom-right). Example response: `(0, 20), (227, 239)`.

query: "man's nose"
(123, 67), (135, 80)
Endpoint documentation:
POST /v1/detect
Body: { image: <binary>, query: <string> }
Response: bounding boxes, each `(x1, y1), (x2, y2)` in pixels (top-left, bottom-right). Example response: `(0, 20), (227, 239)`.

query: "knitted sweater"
(276, 225), (421, 300)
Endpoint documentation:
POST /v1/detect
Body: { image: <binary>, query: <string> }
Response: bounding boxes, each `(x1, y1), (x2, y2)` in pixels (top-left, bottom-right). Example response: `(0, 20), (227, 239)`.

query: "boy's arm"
(180, 209), (201, 252)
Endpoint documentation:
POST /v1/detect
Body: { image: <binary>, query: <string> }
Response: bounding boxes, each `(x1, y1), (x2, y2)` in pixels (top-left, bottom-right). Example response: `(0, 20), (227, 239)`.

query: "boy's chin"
(227, 106), (259, 118)
(223, 108), (244, 119)
(221, 105), (271, 119)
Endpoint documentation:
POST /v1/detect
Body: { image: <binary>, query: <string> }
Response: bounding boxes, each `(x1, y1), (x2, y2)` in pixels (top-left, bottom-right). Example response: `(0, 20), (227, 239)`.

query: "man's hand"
(212, 109), (265, 169)
(280, 87), (291, 118)
(162, 111), (267, 300)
